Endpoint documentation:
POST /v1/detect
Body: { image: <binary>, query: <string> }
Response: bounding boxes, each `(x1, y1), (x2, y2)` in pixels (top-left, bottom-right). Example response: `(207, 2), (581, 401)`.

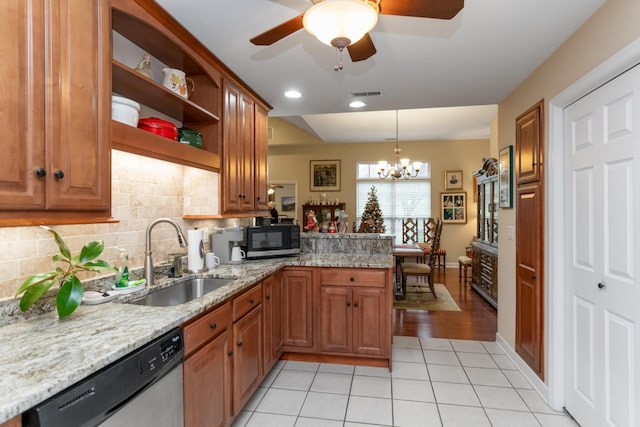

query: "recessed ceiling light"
(349, 100), (366, 108)
(284, 90), (302, 99)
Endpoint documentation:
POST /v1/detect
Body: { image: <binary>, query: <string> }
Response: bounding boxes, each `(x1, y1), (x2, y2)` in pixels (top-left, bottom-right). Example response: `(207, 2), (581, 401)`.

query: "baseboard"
(495, 333), (557, 409)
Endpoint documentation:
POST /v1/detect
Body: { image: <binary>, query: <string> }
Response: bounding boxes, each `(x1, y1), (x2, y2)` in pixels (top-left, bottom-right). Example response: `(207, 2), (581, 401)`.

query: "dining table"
(392, 243), (431, 299)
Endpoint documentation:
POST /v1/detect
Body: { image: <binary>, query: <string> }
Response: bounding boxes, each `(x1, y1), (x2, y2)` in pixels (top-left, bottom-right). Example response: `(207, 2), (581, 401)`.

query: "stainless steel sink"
(129, 278), (234, 307)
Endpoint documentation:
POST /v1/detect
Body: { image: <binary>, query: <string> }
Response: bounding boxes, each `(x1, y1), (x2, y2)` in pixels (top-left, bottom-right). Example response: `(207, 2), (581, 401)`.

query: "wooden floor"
(392, 267), (497, 341)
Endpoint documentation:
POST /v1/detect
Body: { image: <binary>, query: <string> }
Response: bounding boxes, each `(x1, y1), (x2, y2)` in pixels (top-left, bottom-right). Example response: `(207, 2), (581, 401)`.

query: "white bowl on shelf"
(111, 95), (140, 127)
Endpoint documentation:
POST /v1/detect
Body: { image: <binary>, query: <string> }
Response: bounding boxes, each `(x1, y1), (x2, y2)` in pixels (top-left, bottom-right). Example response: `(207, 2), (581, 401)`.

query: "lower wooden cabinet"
(282, 268), (314, 349)
(263, 272), (284, 371)
(183, 330), (232, 427)
(181, 266), (391, 426)
(183, 302), (232, 427)
(318, 268), (389, 358)
(232, 305), (263, 415)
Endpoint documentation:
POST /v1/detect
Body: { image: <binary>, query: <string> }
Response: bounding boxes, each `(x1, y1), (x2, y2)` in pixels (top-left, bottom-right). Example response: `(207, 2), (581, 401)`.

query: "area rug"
(393, 283), (461, 311)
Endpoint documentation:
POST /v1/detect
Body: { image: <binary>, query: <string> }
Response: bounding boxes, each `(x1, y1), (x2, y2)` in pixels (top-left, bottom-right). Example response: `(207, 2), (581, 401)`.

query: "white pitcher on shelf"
(162, 67), (194, 99)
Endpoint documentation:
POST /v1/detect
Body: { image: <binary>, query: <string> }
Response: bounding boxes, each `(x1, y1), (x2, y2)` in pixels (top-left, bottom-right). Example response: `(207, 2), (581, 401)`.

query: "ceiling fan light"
(303, 0), (378, 48)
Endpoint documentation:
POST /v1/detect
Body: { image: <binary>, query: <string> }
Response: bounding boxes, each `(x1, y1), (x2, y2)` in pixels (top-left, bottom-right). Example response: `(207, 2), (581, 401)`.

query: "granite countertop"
(0, 253), (392, 423)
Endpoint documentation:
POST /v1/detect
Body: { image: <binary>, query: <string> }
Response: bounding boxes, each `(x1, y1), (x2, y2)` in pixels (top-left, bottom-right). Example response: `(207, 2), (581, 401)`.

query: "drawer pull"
(210, 323), (217, 330)
(353, 303), (358, 308)
(265, 295), (270, 300)
(346, 302), (351, 307)
(350, 277), (355, 282)
(249, 298), (255, 304)
(227, 351), (233, 357)
(237, 341), (243, 348)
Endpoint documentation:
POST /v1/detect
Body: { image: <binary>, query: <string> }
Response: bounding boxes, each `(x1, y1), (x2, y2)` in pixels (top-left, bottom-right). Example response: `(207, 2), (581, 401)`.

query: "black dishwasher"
(23, 328), (184, 427)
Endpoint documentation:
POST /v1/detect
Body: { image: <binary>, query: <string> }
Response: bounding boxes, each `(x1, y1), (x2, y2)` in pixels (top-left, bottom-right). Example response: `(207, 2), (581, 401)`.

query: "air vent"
(351, 91), (382, 97)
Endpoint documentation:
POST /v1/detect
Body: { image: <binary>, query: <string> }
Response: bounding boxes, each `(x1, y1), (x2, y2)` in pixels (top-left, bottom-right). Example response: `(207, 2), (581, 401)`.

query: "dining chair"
(401, 218), (419, 243)
(401, 217), (424, 264)
(399, 218), (443, 297)
(423, 217), (446, 269)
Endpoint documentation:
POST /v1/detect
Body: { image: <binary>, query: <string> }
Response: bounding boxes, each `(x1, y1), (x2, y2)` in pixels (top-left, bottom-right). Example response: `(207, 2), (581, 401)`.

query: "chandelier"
(377, 110), (422, 180)
(303, 0), (379, 69)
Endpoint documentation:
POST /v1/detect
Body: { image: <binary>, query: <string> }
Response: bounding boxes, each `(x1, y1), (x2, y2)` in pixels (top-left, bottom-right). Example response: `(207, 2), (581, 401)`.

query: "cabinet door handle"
(227, 351), (233, 357)
(237, 341), (243, 348)
(35, 168), (46, 177)
(265, 295), (270, 300)
(597, 282), (605, 289)
(350, 277), (355, 282)
(210, 323), (217, 330)
(54, 170), (64, 179)
(249, 298), (255, 304)
(353, 303), (358, 308)
(346, 302), (351, 307)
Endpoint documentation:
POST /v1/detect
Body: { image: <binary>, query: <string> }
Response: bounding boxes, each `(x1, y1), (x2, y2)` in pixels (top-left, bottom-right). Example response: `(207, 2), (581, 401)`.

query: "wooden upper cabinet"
(0, 0), (45, 211)
(222, 80), (243, 213)
(222, 79), (269, 214)
(254, 105), (269, 212)
(516, 101), (544, 185)
(46, 0), (111, 211)
(0, 0), (111, 225)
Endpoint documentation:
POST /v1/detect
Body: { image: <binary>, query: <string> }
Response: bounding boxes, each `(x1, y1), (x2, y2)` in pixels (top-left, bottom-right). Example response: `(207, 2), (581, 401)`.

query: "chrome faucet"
(145, 218), (188, 287)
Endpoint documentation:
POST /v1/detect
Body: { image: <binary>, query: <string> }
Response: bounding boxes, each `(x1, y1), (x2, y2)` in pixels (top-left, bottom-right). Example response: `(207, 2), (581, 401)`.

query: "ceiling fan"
(250, 0), (464, 63)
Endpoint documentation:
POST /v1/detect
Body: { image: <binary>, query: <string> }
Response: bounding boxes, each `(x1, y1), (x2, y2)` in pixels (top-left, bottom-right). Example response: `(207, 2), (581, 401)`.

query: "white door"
(564, 64), (640, 427)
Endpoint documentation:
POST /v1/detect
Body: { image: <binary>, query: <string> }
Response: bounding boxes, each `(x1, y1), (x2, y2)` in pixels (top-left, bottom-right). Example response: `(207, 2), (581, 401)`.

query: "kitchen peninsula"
(0, 237), (392, 425)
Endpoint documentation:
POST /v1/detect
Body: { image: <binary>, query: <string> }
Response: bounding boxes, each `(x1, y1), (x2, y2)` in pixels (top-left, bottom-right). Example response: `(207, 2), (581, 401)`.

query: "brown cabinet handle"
(35, 168), (46, 177)
(249, 298), (255, 304)
(354, 303), (358, 308)
(346, 302), (351, 307)
(54, 170), (64, 179)
(237, 341), (243, 348)
(227, 351), (233, 357)
(265, 295), (270, 300)
(350, 277), (355, 282)
(210, 323), (217, 330)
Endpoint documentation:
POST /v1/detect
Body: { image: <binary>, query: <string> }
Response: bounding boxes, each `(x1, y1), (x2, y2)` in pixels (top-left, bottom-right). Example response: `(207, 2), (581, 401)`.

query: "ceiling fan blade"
(379, 0), (464, 19)
(250, 14), (304, 46)
(348, 33), (377, 62)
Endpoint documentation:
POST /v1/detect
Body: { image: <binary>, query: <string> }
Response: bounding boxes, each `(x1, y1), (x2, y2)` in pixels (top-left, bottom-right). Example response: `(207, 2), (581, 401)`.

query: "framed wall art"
(444, 170), (463, 190)
(499, 145), (513, 208)
(310, 160), (341, 191)
(281, 196), (296, 212)
(441, 192), (467, 224)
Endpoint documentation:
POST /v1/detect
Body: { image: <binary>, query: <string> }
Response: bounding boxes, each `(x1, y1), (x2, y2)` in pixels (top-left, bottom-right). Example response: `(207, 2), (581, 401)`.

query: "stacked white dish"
(111, 94), (140, 127)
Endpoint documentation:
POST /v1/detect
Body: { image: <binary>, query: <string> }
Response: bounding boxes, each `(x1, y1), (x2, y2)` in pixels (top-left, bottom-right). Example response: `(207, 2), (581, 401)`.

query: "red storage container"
(138, 117), (178, 140)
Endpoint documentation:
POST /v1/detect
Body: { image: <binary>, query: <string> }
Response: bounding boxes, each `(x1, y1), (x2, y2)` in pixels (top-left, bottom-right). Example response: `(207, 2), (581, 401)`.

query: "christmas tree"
(358, 185), (386, 233)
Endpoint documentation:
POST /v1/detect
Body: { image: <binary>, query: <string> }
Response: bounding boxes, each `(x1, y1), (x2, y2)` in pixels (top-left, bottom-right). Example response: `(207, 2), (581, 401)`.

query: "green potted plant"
(15, 226), (115, 319)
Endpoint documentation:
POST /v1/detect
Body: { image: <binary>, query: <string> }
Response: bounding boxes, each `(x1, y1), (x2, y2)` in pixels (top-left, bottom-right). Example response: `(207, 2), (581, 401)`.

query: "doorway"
(268, 182), (298, 224)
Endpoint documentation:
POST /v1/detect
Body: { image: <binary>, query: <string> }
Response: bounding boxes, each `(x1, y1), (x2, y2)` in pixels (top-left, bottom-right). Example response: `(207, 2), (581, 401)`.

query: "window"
(356, 162), (431, 243)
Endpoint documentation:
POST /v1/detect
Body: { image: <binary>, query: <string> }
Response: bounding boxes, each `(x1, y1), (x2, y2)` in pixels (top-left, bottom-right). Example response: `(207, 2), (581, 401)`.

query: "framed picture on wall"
(444, 170), (463, 190)
(281, 196), (296, 212)
(310, 160), (341, 191)
(441, 192), (467, 224)
(499, 145), (513, 208)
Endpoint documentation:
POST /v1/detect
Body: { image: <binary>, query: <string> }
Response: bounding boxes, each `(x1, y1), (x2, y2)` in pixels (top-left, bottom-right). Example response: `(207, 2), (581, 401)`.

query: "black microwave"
(244, 224), (301, 259)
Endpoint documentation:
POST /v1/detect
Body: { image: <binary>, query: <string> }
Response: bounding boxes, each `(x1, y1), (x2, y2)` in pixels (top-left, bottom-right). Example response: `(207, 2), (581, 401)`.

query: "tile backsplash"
(0, 150), (232, 302)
